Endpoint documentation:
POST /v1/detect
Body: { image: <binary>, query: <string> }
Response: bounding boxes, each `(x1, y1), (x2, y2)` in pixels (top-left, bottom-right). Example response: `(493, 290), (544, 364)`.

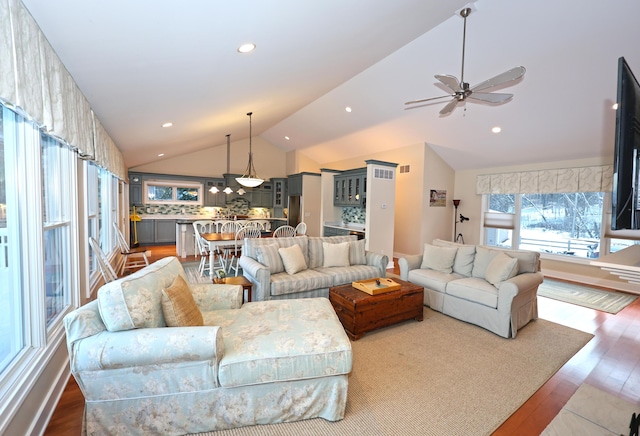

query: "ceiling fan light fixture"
(236, 112), (264, 188)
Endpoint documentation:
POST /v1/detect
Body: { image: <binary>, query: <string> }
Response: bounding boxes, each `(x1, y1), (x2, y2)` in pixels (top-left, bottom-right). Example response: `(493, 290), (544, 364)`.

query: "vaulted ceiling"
(21, 0), (640, 170)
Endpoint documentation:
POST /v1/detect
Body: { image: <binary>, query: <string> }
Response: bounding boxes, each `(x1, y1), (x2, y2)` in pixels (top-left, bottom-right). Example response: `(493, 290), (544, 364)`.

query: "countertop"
(324, 222), (366, 233)
(138, 215), (286, 222)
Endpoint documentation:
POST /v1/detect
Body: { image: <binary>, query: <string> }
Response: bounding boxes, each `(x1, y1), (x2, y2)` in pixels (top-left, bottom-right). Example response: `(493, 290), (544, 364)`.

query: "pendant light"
(236, 112), (264, 188)
(223, 134), (233, 194)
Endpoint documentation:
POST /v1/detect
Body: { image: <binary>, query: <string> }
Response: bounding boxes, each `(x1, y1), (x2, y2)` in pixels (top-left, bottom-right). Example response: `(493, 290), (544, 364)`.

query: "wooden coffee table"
(214, 276), (253, 302)
(329, 278), (424, 340)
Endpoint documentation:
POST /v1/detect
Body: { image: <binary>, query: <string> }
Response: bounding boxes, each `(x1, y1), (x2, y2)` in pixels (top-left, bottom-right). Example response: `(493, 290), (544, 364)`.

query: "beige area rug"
(538, 278), (637, 314)
(191, 308), (593, 436)
(542, 383), (640, 435)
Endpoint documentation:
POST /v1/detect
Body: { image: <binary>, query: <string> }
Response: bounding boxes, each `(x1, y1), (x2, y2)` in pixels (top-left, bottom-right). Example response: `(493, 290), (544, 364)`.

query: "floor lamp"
(453, 200), (461, 242)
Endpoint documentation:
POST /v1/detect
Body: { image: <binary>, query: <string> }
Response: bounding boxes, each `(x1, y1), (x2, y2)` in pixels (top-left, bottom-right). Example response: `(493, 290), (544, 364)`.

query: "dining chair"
(294, 222), (307, 235)
(88, 236), (118, 283)
(228, 226), (262, 276)
(113, 222), (150, 275)
(273, 225), (296, 238)
(192, 220), (216, 256)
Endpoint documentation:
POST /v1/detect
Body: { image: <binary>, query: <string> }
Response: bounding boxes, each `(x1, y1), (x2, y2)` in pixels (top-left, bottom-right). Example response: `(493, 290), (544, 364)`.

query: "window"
(484, 192), (606, 259)
(41, 134), (74, 326)
(87, 162), (98, 276)
(0, 106), (22, 374)
(144, 180), (202, 205)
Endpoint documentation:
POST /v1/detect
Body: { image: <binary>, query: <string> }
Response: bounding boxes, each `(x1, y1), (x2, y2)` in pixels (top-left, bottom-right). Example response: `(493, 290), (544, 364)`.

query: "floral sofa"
(399, 239), (543, 338)
(63, 256), (353, 435)
(238, 235), (388, 301)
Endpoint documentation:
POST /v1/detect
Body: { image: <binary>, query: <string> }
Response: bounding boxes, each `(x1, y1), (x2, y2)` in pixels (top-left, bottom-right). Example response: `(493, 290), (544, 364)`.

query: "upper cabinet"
(288, 174), (303, 196)
(272, 178), (288, 208)
(204, 179), (227, 206)
(129, 173), (143, 205)
(334, 168), (366, 206)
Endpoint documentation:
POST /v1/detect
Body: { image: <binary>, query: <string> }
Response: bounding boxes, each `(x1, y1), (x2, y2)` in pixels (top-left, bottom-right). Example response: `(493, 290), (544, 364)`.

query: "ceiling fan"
(405, 7), (525, 116)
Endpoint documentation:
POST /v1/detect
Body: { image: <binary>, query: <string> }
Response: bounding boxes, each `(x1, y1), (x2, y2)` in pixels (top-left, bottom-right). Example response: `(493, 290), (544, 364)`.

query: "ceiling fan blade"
(439, 98), (460, 116)
(435, 74), (462, 92)
(470, 66), (526, 92)
(467, 92), (513, 104)
(404, 94), (453, 105)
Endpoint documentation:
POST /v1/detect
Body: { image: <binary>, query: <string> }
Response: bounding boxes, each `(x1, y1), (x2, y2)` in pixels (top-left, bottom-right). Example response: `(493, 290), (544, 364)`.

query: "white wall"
(130, 136), (286, 180)
(365, 161), (396, 266)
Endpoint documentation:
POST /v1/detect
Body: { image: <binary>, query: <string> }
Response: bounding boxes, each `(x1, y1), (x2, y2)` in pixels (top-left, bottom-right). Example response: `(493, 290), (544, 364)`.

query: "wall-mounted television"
(611, 56), (640, 230)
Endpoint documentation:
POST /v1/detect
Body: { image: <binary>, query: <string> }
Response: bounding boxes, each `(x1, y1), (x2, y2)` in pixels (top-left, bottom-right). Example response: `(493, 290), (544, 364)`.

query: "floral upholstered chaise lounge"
(63, 256), (352, 435)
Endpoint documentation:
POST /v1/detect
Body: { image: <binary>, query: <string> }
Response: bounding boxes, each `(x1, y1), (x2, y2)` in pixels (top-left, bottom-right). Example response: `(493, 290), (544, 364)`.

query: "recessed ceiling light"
(158, 153), (165, 157)
(162, 122), (173, 128)
(285, 136), (290, 140)
(491, 126), (502, 133)
(238, 43), (256, 53)
(345, 106), (352, 113)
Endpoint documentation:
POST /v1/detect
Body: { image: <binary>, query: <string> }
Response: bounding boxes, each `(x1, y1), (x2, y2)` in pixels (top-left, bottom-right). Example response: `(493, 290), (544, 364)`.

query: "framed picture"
(430, 189), (446, 207)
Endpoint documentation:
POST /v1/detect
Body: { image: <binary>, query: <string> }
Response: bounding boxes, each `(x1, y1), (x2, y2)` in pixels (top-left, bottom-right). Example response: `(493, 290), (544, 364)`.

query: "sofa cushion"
(243, 235), (309, 265)
(216, 298), (352, 388)
(446, 277), (499, 308)
(485, 252), (519, 286)
(270, 269), (335, 297)
(308, 235), (356, 268)
(420, 244), (457, 273)
(279, 244), (308, 275)
(485, 246), (540, 274)
(98, 257), (184, 331)
(349, 239), (367, 265)
(256, 243), (285, 274)
(161, 275), (204, 327)
(407, 268), (462, 293)
(471, 247), (500, 279)
(323, 241), (350, 267)
(433, 239), (476, 276)
(315, 264), (382, 287)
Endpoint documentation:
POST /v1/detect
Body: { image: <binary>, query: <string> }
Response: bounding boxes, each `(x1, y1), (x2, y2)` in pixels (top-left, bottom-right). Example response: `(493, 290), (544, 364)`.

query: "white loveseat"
(239, 235), (388, 301)
(399, 239), (543, 338)
(64, 257), (353, 435)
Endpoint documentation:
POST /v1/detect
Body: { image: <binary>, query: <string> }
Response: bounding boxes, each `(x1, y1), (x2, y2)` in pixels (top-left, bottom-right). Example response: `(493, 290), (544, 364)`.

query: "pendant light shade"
(236, 112), (264, 188)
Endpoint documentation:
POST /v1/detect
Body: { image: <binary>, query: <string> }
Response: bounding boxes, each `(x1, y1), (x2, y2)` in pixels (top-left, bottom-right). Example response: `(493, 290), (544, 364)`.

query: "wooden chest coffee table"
(329, 278), (424, 340)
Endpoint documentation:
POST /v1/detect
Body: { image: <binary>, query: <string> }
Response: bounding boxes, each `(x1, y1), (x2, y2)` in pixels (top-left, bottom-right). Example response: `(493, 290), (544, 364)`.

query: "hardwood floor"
(44, 246), (640, 435)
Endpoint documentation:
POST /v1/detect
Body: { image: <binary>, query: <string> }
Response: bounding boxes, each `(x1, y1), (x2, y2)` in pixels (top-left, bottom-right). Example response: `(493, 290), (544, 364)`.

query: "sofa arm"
(190, 283), (243, 311)
(399, 254), (423, 281)
(239, 255), (271, 301)
(366, 251), (389, 277)
(497, 272), (544, 311)
(71, 326), (223, 373)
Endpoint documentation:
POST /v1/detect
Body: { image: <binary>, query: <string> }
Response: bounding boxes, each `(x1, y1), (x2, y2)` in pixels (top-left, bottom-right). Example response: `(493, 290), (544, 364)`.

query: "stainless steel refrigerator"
(288, 195), (301, 227)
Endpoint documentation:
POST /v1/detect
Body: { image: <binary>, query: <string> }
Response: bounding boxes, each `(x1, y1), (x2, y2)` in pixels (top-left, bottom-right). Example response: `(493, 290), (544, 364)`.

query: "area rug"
(538, 278), (637, 314)
(184, 262), (214, 283)
(542, 383), (640, 435)
(190, 308), (593, 436)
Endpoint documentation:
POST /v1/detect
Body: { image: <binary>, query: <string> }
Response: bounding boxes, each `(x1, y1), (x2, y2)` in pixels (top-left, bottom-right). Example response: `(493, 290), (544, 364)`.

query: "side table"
(216, 276), (253, 302)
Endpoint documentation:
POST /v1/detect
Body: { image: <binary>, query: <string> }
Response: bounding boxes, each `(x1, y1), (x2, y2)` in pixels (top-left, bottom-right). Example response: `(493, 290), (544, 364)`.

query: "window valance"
(0, 0), (126, 180)
(476, 165), (613, 195)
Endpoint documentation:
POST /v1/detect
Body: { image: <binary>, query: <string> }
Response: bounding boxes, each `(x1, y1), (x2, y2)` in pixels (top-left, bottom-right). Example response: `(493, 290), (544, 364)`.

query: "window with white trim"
(143, 180), (203, 205)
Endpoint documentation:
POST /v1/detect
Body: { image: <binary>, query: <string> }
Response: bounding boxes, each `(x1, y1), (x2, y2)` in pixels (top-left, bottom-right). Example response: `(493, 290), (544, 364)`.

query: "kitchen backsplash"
(131, 197), (271, 217)
(342, 206), (365, 224)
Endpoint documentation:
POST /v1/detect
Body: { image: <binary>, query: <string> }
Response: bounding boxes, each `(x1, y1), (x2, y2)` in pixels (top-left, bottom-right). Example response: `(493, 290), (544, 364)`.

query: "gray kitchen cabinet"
(129, 173), (143, 205)
(288, 174), (302, 196)
(155, 220), (177, 243)
(136, 220), (155, 244)
(204, 178), (227, 206)
(334, 168), (366, 206)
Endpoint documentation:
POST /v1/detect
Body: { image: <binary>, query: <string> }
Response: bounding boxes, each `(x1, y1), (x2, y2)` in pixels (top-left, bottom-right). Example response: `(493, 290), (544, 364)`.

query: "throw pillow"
(420, 244), (458, 273)
(278, 244), (308, 275)
(161, 275), (203, 327)
(433, 239), (476, 276)
(322, 242), (350, 267)
(472, 247), (499, 279)
(485, 252), (519, 286)
(349, 239), (367, 265)
(257, 243), (285, 274)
